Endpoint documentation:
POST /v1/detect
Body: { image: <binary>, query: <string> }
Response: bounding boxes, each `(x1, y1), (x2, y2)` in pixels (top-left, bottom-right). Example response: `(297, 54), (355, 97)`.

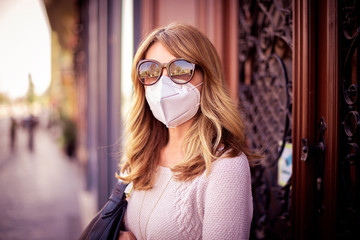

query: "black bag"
(79, 181), (128, 240)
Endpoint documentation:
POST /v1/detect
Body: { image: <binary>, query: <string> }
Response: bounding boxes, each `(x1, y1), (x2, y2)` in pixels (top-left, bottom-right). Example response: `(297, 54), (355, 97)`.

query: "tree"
(0, 92), (9, 104)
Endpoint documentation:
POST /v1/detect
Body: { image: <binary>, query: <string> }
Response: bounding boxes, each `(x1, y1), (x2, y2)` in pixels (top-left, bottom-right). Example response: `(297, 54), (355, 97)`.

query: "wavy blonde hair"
(119, 23), (258, 190)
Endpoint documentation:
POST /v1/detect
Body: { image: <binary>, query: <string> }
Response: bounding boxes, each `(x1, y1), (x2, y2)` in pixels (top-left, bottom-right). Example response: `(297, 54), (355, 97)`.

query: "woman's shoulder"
(197, 153), (251, 187)
(210, 153), (250, 176)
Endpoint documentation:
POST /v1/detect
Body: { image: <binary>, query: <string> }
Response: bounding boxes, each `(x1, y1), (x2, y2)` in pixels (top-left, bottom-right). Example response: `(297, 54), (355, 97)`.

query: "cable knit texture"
(125, 153), (253, 239)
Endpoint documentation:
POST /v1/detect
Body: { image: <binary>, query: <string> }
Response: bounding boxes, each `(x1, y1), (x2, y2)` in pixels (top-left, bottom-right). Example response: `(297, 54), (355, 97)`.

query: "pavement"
(0, 117), (94, 240)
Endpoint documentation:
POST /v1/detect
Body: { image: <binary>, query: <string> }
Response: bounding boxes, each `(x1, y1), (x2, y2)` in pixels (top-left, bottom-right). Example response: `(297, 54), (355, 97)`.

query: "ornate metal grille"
(338, 0), (360, 238)
(238, 0), (292, 239)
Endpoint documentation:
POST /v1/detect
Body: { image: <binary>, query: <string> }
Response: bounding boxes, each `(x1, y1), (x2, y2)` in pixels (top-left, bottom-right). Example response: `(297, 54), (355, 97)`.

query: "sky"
(0, 0), (51, 99)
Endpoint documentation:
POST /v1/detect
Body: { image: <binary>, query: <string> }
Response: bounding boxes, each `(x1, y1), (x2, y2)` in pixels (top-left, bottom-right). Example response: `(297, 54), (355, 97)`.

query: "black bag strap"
(79, 181), (129, 240)
(102, 181), (128, 218)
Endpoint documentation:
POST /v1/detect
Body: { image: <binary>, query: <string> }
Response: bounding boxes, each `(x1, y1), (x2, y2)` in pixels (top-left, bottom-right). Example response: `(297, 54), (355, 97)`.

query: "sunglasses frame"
(136, 58), (196, 86)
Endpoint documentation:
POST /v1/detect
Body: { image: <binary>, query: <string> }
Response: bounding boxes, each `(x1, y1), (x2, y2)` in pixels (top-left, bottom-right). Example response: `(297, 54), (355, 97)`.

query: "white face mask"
(145, 76), (202, 128)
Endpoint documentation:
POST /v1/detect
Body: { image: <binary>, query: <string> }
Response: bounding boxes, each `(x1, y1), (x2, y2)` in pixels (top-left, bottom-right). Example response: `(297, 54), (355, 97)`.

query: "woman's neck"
(160, 118), (194, 167)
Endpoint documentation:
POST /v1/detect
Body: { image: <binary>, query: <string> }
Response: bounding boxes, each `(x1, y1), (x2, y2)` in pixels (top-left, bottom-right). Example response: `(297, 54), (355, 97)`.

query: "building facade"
(45, 0), (360, 239)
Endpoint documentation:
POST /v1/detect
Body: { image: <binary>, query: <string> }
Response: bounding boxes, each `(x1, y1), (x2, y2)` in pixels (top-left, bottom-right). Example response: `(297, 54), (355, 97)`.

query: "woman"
(118, 23), (257, 240)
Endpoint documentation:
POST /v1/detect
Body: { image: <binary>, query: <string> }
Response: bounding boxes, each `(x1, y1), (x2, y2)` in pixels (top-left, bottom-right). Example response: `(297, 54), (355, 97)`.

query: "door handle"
(301, 117), (327, 161)
(300, 117), (327, 213)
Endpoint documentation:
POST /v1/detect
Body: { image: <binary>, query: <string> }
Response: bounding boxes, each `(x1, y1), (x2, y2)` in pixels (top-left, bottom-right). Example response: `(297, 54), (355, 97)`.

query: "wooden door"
(242, 0), (360, 239)
(293, 0), (360, 239)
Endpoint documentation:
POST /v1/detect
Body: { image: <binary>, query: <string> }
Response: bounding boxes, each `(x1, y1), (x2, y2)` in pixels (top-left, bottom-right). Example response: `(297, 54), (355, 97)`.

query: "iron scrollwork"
(338, 0), (360, 238)
(238, 0), (292, 239)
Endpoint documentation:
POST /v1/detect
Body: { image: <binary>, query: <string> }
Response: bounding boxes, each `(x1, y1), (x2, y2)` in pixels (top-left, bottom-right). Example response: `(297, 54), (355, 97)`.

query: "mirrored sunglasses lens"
(169, 60), (194, 83)
(138, 61), (161, 85)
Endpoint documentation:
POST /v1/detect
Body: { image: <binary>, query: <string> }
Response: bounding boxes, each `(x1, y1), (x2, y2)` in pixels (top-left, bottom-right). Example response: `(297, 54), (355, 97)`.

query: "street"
(0, 117), (85, 240)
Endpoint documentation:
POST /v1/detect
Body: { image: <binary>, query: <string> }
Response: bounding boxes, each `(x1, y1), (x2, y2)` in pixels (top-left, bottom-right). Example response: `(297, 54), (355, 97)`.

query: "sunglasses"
(137, 58), (196, 85)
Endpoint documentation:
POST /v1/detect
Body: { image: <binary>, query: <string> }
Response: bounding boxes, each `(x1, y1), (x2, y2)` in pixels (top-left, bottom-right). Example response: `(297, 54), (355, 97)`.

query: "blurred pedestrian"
(10, 116), (17, 152)
(23, 114), (38, 152)
(117, 23), (260, 240)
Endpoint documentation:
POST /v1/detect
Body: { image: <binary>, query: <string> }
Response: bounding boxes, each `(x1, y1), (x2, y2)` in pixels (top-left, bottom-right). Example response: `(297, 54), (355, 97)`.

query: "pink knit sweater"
(125, 153), (253, 240)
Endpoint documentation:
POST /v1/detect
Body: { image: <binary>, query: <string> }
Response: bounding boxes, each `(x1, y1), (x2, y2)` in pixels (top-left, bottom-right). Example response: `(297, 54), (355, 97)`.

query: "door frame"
(292, 0), (339, 239)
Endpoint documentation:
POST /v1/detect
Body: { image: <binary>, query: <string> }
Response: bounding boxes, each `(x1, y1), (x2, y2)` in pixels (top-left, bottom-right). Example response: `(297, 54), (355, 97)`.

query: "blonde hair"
(119, 23), (258, 190)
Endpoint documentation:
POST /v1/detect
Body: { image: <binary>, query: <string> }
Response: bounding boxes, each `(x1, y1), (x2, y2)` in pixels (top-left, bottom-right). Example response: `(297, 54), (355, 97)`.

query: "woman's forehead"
(144, 42), (177, 63)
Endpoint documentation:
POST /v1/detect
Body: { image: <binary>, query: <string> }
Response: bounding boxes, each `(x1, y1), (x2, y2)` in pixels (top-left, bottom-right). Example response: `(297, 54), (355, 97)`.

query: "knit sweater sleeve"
(202, 154), (253, 240)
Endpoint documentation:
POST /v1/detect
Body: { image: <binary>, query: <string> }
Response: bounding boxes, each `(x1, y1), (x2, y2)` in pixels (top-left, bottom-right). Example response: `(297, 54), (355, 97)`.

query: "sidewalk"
(0, 119), (89, 240)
